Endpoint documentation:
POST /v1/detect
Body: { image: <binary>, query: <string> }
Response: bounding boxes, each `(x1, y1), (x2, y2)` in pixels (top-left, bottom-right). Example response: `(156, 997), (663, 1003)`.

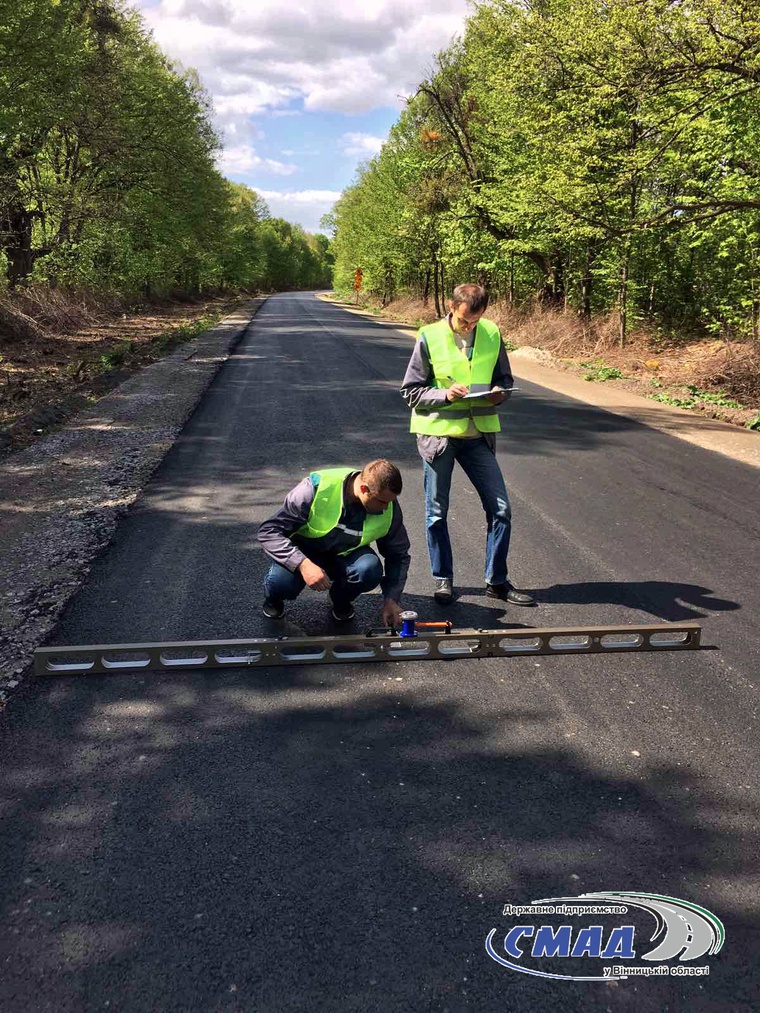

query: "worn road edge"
(0, 298), (267, 708)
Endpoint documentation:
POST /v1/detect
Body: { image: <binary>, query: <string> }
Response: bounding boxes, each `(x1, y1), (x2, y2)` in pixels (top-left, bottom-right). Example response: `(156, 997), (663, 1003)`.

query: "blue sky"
(131, 0), (472, 232)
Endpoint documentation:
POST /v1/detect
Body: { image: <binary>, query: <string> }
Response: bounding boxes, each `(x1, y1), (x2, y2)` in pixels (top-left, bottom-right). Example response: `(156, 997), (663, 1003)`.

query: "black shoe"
(433, 577), (454, 604)
(485, 581), (535, 606)
(331, 601), (356, 622)
(262, 597), (285, 619)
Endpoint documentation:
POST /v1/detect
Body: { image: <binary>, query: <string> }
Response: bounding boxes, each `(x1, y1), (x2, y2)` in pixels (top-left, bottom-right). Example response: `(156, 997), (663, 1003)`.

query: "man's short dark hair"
(451, 283), (489, 315)
(361, 459), (402, 495)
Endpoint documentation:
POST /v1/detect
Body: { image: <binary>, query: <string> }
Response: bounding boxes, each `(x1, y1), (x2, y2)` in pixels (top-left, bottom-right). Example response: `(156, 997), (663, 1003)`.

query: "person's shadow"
(274, 589), (535, 637)
(263, 581), (737, 639)
(384, 591), (534, 632)
(523, 580), (740, 622)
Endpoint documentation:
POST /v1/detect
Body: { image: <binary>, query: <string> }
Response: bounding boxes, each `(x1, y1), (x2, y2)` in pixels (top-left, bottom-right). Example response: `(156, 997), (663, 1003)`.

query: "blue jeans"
(423, 437), (512, 584)
(264, 546), (383, 606)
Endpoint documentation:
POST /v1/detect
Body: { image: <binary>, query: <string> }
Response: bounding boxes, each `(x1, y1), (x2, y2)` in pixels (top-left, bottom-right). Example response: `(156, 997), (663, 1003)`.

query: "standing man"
(400, 283), (534, 606)
(257, 459), (409, 627)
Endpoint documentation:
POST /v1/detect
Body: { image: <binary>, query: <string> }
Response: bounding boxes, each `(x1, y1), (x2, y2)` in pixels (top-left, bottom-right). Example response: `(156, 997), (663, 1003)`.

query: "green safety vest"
(410, 317), (502, 436)
(295, 468), (393, 555)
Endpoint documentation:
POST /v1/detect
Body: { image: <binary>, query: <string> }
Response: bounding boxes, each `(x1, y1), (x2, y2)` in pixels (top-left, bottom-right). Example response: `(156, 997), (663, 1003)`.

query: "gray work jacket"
(256, 472), (411, 601)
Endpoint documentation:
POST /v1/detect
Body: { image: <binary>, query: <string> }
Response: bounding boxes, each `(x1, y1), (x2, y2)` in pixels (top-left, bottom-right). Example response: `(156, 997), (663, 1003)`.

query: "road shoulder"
(0, 299), (266, 709)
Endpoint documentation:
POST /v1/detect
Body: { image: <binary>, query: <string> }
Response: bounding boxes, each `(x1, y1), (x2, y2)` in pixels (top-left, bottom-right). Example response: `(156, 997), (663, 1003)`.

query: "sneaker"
(331, 601), (356, 622)
(433, 577), (454, 604)
(485, 581), (535, 606)
(262, 597), (285, 619)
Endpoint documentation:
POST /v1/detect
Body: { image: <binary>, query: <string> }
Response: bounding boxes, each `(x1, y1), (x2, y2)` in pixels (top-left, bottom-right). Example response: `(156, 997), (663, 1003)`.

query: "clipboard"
(459, 387), (519, 400)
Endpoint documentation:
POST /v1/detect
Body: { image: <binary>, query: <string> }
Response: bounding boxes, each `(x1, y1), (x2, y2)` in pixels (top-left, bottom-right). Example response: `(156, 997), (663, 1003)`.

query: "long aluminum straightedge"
(34, 621), (702, 675)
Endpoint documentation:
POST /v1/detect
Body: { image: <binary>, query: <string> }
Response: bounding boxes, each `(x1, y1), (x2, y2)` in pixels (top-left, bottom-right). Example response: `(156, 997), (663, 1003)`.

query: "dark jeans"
(264, 546), (383, 606)
(423, 436), (512, 584)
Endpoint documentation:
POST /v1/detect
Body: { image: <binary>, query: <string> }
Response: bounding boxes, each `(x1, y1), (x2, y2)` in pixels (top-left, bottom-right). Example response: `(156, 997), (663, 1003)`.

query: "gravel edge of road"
(0, 298), (266, 710)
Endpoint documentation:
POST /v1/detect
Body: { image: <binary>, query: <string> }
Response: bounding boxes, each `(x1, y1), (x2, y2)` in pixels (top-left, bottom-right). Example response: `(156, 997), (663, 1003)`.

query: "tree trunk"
(422, 267), (431, 306)
(433, 260), (441, 318)
(383, 263), (394, 306)
(439, 260), (446, 306)
(619, 124), (638, 345)
(580, 272), (592, 319)
(509, 252), (515, 306)
(619, 247), (630, 347)
(2, 201), (37, 287)
(536, 252), (565, 305)
(580, 242), (596, 320)
(551, 254), (565, 302)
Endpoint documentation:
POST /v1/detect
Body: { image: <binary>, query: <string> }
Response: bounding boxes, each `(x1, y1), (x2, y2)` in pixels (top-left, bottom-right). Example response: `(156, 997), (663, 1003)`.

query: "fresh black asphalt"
(1, 292), (758, 1011)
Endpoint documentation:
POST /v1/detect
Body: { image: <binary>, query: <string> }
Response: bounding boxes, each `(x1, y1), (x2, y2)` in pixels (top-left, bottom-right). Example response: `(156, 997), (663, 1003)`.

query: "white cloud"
(217, 145), (298, 175)
(139, 1), (470, 117)
(135, 0), (470, 200)
(255, 189), (342, 232)
(339, 132), (385, 157)
(257, 189), (342, 202)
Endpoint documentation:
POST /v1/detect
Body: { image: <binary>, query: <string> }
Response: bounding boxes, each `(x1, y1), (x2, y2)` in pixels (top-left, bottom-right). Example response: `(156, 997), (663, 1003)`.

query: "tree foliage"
(0, 0), (331, 297)
(332, 0), (760, 341)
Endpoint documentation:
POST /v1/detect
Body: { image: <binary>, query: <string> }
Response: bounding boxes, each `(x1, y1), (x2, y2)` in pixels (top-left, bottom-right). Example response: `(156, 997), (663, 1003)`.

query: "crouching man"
(257, 459), (410, 628)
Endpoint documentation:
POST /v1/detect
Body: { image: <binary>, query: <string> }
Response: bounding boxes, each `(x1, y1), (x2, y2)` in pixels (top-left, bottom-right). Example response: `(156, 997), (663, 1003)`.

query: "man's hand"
(298, 559), (332, 591)
(487, 387), (506, 405)
(446, 382), (469, 401)
(382, 598), (403, 628)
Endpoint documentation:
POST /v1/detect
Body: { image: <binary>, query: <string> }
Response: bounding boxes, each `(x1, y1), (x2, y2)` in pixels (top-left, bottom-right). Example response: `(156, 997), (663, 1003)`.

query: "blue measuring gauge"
(398, 611), (419, 638)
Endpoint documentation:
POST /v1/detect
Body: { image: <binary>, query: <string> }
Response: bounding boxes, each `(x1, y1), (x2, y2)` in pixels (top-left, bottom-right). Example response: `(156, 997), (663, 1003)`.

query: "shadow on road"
(0, 669), (756, 1011)
(531, 580), (740, 622)
(421, 580), (739, 626)
(273, 591), (535, 640)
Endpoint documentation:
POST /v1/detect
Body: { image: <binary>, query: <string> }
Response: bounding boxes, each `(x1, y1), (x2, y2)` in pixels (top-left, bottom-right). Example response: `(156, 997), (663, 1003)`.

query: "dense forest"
(330, 0), (760, 345)
(0, 0), (332, 307)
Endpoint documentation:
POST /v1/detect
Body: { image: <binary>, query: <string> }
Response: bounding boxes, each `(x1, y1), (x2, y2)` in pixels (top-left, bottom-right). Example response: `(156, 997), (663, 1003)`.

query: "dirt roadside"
(0, 299), (266, 711)
(318, 294), (760, 470)
(1, 292), (247, 457)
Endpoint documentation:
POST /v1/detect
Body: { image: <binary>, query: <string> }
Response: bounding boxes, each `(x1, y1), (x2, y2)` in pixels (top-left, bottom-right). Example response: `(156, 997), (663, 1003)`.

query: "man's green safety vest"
(410, 317), (502, 437)
(295, 468), (393, 555)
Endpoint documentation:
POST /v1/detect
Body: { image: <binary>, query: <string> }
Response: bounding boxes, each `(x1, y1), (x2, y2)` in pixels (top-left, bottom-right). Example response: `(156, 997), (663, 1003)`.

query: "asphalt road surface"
(2, 292), (758, 1011)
